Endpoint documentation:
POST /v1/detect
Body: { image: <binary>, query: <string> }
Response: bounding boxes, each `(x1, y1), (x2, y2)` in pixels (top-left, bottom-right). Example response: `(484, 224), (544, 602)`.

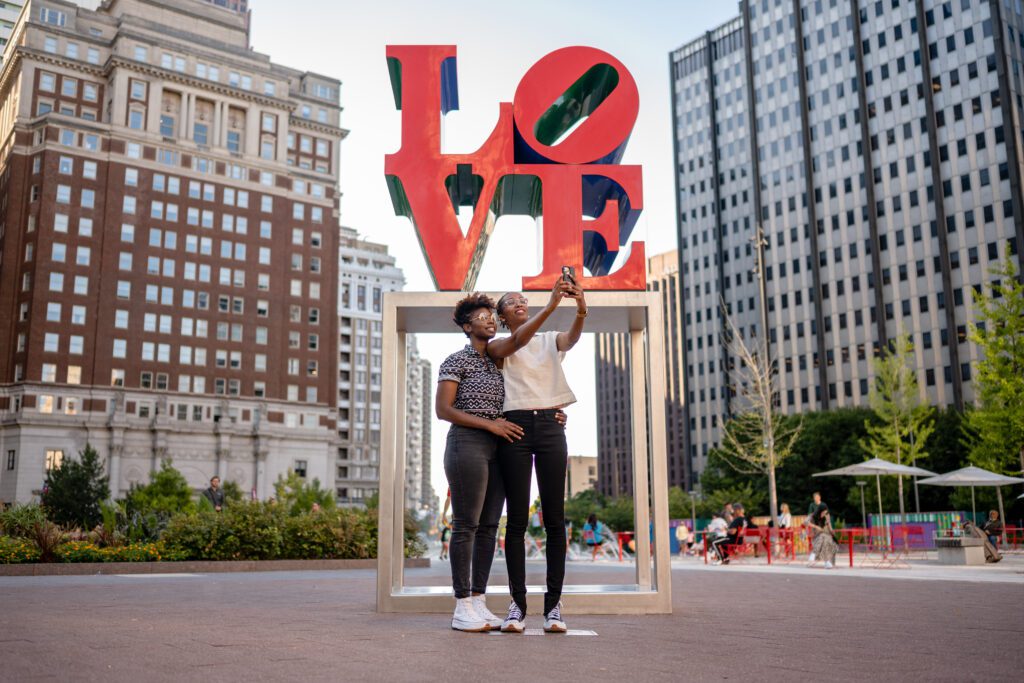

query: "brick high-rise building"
(668, 0), (1023, 481)
(0, 0), (347, 503)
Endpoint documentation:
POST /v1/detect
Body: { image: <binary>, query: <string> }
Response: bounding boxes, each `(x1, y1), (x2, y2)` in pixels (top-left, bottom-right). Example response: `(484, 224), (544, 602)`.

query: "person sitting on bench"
(713, 503), (747, 564)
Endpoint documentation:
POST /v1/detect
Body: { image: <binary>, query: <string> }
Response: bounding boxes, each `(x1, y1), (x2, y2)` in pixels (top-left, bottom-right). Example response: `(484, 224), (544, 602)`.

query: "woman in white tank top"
(487, 278), (587, 633)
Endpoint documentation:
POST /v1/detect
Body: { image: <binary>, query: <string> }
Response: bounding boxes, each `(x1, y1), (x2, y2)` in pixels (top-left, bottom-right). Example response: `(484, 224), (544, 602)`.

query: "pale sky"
(248, 0), (738, 507)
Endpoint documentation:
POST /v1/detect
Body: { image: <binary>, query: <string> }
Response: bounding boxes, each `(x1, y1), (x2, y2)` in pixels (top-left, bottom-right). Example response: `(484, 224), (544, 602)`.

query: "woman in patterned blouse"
(435, 284), (569, 632)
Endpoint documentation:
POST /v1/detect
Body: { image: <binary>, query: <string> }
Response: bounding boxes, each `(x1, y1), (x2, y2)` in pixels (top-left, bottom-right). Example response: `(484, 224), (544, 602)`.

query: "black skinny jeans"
(499, 409), (568, 615)
(443, 424), (504, 599)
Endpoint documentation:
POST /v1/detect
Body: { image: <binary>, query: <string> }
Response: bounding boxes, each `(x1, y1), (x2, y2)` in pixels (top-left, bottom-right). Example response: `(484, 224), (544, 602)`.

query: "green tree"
(717, 309), (801, 545)
(860, 334), (935, 524)
(273, 470), (335, 516)
(41, 443), (110, 529)
(967, 256), (1024, 475)
(221, 479), (246, 505)
(125, 460), (194, 519)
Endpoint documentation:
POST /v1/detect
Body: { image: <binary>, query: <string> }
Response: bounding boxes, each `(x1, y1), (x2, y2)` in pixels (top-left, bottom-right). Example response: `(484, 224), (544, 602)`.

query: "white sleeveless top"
(501, 332), (576, 411)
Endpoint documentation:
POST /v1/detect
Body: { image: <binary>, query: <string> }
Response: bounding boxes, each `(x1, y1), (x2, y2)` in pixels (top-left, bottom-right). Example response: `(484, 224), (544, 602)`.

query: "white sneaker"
(808, 552), (816, 563)
(471, 595), (502, 630)
(544, 602), (567, 633)
(824, 561), (833, 569)
(451, 597), (489, 632)
(501, 600), (526, 633)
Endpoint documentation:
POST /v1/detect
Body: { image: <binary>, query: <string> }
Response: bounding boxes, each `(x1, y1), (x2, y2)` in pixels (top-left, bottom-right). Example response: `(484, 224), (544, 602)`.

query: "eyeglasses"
(502, 297), (528, 308)
(469, 313), (495, 323)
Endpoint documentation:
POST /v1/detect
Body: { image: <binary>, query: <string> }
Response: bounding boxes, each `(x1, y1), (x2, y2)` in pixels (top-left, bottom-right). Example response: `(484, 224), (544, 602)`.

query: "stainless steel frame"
(377, 291), (671, 614)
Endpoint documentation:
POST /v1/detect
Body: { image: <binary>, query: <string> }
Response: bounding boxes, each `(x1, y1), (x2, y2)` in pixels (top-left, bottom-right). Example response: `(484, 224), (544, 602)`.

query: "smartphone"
(561, 265), (577, 285)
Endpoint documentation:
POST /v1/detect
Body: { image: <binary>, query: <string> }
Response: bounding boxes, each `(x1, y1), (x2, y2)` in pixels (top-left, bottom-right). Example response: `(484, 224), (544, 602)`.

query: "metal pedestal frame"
(377, 291), (671, 614)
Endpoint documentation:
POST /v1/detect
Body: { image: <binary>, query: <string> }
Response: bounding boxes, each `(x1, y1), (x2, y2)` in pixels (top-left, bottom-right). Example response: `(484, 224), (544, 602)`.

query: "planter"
(0, 558), (429, 576)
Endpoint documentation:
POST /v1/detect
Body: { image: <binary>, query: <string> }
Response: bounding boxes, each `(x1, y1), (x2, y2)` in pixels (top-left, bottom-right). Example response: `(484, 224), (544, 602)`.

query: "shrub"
(162, 502), (286, 561)
(335, 508), (378, 559)
(55, 541), (104, 563)
(32, 521), (64, 563)
(0, 503), (47, 538)
(55, 541), (170, 563)
(280, 510), (341, 559)
(273, 470), (335, 516)
(41, 443), (110, 530)
(160, 511), (227, 561)
(0, 536), (41, 564)
(217, 502), (285, 560)
(125, 460), (195, 519)
(101, 542), (168, 562)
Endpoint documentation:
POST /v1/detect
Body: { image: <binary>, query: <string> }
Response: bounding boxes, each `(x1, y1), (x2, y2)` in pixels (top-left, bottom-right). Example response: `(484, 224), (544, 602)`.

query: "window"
(41, 363), (57, 382)
(6, 451), (14, 471)
(45, 450), (64, 472)
(39, 72), (56, 92)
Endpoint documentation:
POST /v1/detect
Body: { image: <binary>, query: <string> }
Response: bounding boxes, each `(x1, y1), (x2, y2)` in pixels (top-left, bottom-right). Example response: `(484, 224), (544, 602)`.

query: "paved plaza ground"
(1, 555), (1022, 682)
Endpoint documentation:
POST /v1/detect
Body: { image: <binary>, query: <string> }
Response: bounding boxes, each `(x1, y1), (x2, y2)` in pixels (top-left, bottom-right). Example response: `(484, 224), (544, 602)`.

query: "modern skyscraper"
(0, 1), (26, 60)
(668, 0), (1023, 481)
(336, 227), (404, 505)
(0, 0), (346, 503)
(595, 250), (689, 496)
(405, 335), (434, 514)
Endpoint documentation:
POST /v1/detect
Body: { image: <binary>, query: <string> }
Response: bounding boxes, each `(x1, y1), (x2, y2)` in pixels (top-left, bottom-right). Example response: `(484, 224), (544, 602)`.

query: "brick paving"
(1, 560), (1021, 682)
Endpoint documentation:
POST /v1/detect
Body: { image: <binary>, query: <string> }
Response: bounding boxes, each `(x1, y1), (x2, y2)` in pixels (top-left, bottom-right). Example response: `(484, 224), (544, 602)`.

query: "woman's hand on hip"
(490, 418), (525, 443)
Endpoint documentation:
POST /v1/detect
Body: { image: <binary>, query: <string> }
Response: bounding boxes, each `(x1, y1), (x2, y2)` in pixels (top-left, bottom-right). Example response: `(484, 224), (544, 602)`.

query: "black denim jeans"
(498, 409), (568, 615)
(443, 424), (504, 599)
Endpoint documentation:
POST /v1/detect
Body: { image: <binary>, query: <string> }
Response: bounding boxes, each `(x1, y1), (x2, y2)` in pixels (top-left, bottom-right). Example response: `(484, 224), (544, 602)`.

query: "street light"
(856, 480), (868, 527)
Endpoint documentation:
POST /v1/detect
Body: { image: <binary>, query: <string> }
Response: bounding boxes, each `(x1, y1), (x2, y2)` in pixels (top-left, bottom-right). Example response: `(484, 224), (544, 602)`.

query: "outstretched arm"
(487, 279), (569, 360)
(556, 282), (587, 352)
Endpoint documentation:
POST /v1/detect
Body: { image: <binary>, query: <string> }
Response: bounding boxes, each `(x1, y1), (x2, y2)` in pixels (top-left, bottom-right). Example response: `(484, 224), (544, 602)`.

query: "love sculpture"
(385, 45), (645, 291)
(376, 46), (670, 617)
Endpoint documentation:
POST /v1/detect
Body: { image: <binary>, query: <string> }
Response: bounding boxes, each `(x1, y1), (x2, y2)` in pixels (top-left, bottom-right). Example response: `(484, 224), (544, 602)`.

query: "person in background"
(982, 510), (1003, 548)
(202, 476), (224, 512)
(440, 519), (452, 561)
(806, 503), (838, 569)
(706, 513), (728, 563)
(722, 503), (735, 524)
(778, 503), (792, 530)
(776, 502), (793, 558)
(714, 503), (748, 565)
(807, 492), (822, 518)
(805, 492), (822, 562)
(582, 513), (607, 561)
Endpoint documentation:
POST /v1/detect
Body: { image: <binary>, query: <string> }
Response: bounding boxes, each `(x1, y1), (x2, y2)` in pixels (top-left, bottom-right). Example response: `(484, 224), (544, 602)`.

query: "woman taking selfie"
(488, 274), (587, 633)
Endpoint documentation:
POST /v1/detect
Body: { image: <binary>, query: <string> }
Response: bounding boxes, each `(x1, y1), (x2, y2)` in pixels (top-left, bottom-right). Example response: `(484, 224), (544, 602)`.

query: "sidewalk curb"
(0, 558), (429, 576)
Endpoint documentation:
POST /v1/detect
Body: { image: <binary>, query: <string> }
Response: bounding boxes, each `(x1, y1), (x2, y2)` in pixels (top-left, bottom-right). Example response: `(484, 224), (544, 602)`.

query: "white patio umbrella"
(918, 466), (1024, 545)
(813, 458), (937, 530)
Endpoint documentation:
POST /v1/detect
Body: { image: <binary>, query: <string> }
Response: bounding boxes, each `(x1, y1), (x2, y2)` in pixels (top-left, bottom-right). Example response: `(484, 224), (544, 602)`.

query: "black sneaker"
(501, 600), (525, 633)
(543, 602), (566, 633)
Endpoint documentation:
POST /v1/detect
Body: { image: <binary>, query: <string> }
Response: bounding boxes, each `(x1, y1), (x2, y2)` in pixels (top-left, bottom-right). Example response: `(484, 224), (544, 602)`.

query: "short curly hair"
(452, 293), (495, 337)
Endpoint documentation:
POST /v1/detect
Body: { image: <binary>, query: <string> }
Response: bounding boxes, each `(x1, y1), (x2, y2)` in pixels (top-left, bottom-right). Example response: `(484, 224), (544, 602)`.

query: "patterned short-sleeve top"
(437, 345), (505, 420)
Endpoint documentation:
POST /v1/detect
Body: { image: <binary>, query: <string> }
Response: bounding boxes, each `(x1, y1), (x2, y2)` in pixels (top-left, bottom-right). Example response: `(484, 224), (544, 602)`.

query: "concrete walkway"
(1, 559), (1021, 681)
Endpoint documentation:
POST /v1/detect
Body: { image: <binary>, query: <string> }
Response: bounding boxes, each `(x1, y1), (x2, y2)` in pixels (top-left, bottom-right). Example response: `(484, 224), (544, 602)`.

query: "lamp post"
(688, 489), (697, 534)
(856, 480), (868, 527)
